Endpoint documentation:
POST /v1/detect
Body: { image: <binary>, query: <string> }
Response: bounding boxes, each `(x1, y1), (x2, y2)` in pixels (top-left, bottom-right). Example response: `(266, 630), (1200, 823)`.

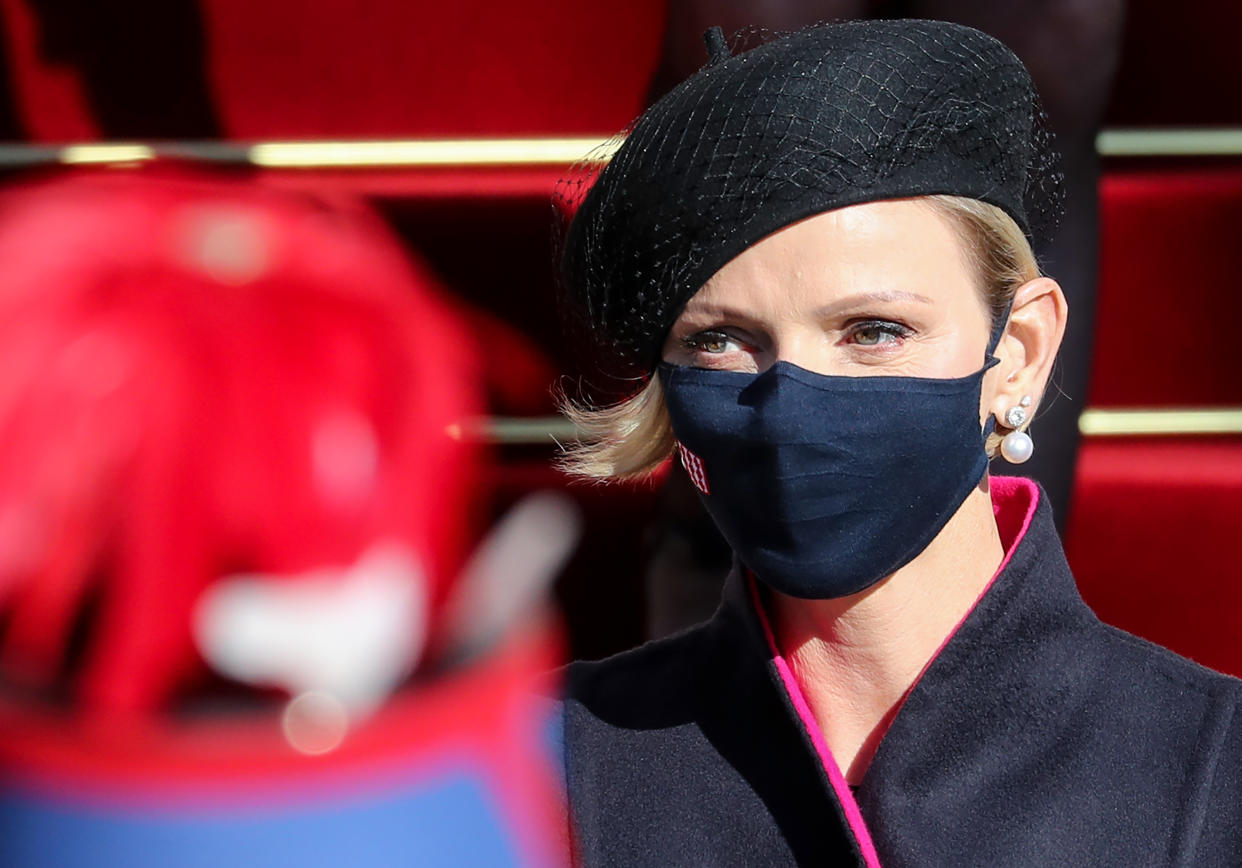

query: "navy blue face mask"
(658, 357), (998, 599)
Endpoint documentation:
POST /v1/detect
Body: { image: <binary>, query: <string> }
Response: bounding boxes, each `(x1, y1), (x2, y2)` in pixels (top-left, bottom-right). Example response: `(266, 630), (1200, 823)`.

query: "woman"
(554, 20), (1242, 867)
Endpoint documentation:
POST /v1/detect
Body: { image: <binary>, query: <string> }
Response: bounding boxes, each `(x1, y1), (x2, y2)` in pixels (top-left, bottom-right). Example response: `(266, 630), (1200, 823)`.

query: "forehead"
(691, 198), (978, 314)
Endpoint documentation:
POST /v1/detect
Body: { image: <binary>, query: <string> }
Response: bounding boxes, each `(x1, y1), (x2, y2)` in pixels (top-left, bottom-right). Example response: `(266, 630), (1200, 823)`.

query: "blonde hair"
(557, 195), (1041, 481)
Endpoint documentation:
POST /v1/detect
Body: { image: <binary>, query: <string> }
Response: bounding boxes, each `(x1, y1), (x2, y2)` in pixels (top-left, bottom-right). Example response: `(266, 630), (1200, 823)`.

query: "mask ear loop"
(986, 299), (1014, 359)
(980, 300), (1015, 439)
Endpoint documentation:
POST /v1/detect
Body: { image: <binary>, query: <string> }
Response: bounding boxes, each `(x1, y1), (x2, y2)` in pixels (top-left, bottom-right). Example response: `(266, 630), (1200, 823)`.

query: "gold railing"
(2, 127), (1241, 170)
(450, 409), (1242, 445)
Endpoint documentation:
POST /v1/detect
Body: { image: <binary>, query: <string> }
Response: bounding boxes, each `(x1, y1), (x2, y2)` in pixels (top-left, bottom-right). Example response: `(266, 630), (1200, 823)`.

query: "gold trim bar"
(1078, 407), (1242, 437)
(248, 137), (619, 168)
(59, 144), (157, 165)
(449, 416), (582, 445)
(0, 137), (619, 169)
(1096, 128), (1242, 158)
(452, 408), (1242, 445)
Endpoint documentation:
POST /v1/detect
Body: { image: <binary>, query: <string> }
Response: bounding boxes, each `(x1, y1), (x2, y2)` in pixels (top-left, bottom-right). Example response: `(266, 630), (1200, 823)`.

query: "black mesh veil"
(555, 19), (1063, 381)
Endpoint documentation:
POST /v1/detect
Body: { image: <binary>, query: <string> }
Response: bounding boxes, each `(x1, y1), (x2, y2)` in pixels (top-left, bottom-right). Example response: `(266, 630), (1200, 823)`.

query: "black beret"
(559, 19), (1062, 376)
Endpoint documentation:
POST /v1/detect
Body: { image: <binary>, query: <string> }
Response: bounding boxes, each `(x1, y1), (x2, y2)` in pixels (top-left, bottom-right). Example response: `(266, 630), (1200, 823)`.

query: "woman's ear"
(987, 277), (1068, 426)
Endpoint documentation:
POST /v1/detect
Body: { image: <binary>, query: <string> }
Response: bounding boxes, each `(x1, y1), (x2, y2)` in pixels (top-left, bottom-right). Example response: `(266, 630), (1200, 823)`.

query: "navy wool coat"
(558, 477), (1242, 867)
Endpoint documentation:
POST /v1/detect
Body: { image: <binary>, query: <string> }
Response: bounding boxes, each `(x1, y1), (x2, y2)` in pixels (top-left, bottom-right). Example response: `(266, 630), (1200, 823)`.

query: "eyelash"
(681, 320), (913, 356)
(845, 319), (914, 346)
(681, 329), (746, 355)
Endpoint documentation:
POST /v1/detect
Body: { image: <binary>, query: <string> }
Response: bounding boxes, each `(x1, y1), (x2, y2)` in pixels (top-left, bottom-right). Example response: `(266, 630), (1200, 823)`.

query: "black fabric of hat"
(558, 19), (1063, 378)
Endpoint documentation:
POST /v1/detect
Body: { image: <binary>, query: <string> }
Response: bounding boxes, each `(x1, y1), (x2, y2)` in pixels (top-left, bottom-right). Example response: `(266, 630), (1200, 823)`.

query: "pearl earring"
(999, 395), (1034, 464)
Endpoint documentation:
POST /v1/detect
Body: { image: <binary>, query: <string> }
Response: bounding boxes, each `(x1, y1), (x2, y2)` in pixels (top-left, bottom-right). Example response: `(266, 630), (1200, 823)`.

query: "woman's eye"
(847, 321), (912, 347)
(684, 330), (743, 354)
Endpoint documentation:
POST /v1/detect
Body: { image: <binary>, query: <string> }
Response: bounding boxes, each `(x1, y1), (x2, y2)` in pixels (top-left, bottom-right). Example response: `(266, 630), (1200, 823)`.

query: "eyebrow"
(676, 289), (935, 330)
(814, 289), (935, 317)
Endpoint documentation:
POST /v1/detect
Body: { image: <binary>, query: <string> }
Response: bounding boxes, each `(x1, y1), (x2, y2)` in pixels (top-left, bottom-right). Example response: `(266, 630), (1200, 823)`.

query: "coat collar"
(711, 476), (1090, 864)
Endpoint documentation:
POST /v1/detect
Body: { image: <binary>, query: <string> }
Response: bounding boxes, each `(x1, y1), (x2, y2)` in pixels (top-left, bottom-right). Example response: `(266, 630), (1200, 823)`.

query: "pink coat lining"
(748, 476), (1040, 868)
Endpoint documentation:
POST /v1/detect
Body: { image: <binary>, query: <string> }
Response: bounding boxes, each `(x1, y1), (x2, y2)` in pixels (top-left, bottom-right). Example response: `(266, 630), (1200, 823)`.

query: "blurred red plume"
(0, 170), (484, 713)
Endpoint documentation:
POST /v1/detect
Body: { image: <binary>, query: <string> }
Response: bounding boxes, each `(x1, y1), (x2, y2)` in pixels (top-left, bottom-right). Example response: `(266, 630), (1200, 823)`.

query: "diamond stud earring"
(999, 395), (1034, 464)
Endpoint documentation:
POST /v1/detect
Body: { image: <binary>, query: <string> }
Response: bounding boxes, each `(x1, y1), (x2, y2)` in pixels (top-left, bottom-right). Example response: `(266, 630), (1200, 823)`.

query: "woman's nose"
(767, 331), (837, 377)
